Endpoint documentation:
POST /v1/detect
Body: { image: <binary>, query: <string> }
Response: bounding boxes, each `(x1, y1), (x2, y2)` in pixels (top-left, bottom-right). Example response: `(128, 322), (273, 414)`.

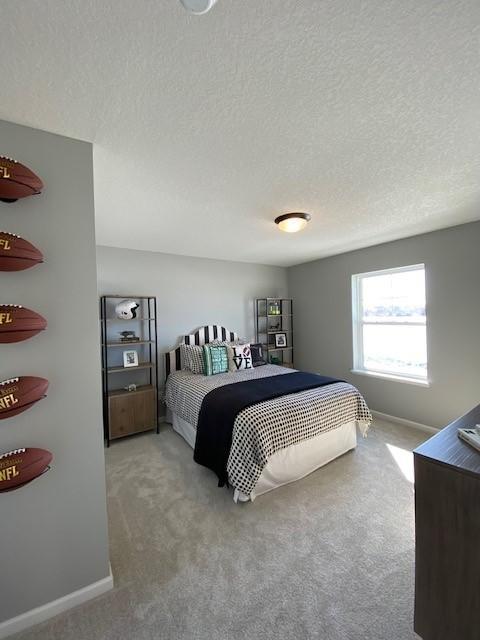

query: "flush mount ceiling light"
(275, 212), (311, 233)
(180, 0), (218, 14)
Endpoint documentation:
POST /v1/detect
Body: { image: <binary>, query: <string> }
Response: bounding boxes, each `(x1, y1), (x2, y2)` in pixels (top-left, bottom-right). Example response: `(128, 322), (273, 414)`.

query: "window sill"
(350, 369), (430, 387)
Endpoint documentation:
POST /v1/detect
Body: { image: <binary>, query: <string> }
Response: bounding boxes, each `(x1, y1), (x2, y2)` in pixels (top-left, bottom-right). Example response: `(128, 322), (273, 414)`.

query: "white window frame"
(351, 264), (429, 386)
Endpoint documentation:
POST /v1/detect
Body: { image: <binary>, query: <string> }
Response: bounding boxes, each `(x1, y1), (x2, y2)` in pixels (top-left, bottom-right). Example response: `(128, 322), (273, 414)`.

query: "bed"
(164, 325), (371, 502)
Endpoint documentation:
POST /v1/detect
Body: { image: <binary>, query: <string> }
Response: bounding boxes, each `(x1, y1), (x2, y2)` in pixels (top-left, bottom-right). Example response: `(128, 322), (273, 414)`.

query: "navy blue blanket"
(193, 371), (342, 487)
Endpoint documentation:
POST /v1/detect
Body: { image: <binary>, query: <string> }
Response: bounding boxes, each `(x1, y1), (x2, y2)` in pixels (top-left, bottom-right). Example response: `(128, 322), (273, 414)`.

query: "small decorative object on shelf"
(255, 298), (294, 368)
(115, 299), (140, 320)
(268, 300), (281, 315)
(119, 330), (139, 342)
(123, 350), (139, 368)
(100, 295), (158, 446)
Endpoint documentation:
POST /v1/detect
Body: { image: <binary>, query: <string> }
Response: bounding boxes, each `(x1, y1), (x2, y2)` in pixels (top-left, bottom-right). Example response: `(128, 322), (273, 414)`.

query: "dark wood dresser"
(413, 404), (480, 640)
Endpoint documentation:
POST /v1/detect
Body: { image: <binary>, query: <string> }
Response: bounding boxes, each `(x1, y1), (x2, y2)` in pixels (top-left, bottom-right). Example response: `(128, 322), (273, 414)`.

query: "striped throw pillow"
(203, 345), (229, 376)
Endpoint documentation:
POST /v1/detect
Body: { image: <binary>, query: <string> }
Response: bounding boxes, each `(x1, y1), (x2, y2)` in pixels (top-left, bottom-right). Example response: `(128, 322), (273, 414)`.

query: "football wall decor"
(0, 231), (44, 271)
(0, 448), (52, 492)
(0, 156), (43, 203)
(0, 305), (47, 343)
(0, 376), (49, 419)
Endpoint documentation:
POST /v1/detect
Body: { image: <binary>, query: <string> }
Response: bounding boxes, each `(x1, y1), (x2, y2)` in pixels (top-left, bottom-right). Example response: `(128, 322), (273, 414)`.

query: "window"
(352, 264), (428, 384)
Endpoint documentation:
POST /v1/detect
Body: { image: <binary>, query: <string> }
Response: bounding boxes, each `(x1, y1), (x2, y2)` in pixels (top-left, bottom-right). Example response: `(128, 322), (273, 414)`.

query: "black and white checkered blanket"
(165, 365), (372, 495)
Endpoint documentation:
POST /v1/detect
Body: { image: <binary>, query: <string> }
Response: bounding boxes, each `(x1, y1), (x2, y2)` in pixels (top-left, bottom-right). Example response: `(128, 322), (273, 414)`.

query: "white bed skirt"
(166, 409), (357, 502)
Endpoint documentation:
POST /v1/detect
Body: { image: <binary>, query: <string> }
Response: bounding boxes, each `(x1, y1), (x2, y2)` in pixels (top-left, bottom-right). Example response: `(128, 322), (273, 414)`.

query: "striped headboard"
(165, 325), (238, 378)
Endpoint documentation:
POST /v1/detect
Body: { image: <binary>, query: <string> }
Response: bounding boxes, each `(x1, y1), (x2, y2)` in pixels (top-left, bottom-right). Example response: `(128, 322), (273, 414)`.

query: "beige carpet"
(12, 419), (427, 640)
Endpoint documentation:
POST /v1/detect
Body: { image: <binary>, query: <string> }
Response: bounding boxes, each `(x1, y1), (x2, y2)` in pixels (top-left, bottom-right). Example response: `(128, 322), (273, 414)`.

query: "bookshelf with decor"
(100, 295), (158, 446)
(255, 298), (294, 368)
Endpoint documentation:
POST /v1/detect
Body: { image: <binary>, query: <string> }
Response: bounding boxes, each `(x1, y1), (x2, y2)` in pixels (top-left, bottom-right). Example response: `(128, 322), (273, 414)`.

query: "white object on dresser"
(458, 425), (480, 453)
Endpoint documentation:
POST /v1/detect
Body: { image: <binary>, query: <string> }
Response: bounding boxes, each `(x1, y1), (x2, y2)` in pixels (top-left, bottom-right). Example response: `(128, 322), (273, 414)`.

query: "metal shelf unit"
(255, 298), (294, 367)
(100, 295), (159, 446)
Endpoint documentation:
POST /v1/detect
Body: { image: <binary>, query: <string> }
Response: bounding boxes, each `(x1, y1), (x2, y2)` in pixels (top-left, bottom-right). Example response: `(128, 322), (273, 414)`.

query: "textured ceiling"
(1, 0), (480, 266)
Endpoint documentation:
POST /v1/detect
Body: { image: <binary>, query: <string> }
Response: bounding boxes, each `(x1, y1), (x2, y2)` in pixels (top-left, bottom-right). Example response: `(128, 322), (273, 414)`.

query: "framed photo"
(123, 350), (139, 368)
(275, 333), (287, 348)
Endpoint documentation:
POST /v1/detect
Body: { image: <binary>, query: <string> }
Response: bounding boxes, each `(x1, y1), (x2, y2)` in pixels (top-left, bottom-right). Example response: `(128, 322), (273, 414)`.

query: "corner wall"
(0, 121), (110, 628)
(287, 222), (480, 428)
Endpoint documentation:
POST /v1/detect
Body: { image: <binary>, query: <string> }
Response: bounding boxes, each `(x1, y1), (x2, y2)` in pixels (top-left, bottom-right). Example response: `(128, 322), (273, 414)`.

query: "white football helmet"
(180, 0), (218, 15)
(115, 300), (140, 320)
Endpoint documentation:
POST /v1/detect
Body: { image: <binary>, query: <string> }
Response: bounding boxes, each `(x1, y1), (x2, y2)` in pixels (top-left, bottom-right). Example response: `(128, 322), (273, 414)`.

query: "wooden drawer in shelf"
(108, 386), (156, 440)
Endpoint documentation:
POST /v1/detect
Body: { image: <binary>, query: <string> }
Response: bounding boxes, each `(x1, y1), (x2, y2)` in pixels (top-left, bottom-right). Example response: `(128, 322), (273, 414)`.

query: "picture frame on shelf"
(123, 350), (139, 368)
(275, 332), (287, 348)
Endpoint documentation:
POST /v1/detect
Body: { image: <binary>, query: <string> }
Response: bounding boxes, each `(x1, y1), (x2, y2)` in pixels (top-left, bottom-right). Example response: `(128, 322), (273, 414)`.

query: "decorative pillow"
(203, 345), (229, 376)
(250, 343), (267, 367)
(180, 344), (205, 374)
(227, 343), (253, 372)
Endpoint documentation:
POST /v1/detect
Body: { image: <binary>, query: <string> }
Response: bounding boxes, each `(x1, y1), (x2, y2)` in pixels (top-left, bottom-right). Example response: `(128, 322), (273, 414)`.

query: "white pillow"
(227, 343), (253, 372)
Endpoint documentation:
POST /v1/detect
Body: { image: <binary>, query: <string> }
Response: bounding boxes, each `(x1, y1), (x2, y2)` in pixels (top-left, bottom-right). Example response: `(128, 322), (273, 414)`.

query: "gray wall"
(96, 246), (288, 394)
(0, 121), (110, 622)
(288, 222), (480, 428)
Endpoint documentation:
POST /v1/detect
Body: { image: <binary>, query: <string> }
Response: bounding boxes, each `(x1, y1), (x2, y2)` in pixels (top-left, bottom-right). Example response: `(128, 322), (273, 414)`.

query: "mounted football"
(0, 305), (47, 343)
(0, 448), (52, 492)
(0, 376), (49, 420)
(0, 232), (44, 271)
(0, 156), (43, 203)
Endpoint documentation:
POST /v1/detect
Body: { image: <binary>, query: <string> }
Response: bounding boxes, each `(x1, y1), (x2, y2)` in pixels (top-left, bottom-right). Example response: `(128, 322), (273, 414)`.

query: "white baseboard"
(371, 410), (438, 435)
(0, 565), (113, 639)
